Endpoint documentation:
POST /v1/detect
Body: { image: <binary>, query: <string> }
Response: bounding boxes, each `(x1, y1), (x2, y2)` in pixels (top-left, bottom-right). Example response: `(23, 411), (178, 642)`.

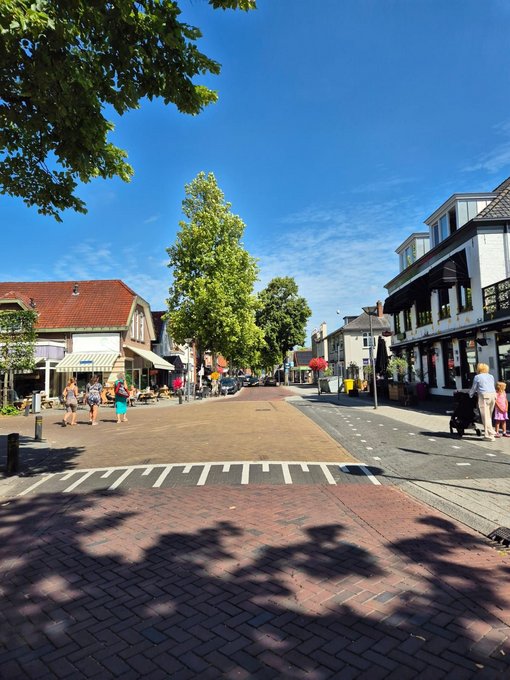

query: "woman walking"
(469, 363), (497, 441)
(114, 372), (129, 423)
(86, 375), (102, 425)
(62, 377), (78, 426)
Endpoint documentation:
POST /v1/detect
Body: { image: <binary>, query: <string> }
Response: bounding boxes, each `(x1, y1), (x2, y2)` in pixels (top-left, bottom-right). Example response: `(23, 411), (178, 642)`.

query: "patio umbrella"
(375, 336), (389, 377)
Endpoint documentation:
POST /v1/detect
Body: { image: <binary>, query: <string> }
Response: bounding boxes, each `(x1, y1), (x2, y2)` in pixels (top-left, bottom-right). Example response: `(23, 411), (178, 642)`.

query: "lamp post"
(362, 305), (378, 410)
(184, 340), (193, 402)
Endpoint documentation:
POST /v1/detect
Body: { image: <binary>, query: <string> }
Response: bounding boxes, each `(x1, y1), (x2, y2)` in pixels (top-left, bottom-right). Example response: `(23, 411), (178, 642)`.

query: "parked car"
(242, 375), (260, 387)
(263, 375), (277, 386)
(219, 377), (238, 395)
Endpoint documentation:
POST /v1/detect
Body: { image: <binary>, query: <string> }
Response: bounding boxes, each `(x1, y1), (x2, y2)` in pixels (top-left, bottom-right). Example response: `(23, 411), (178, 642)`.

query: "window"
(448, 207), (457, 234)
(131, 314), (136, 339)
(439, 214), (449, 241)
(431, 223), (439, 247)
(457, 283), (472, 313)
(416, 296), (432, 326)
(139, 313), (145, 342)
(404, 307), (412, 331)
(442, 340), (456, 389)
(438, 288), (450, 320)
(362, 333), (374, 348)
(394, 314), (401, 334)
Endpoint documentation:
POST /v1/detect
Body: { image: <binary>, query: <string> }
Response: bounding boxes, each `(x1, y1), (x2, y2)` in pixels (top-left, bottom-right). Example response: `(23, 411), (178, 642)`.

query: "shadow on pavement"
(0, 434), (84, 478)
(0, 489), (509, 678)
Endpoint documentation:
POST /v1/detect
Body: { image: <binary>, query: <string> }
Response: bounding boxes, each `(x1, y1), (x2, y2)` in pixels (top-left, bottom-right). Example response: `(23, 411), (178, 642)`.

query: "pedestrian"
(114, 372), (129, 423)
(62, 377), (78, 426)
(469, 363), (497, 441)
(494, 381), (509, 438)
(86, 375), (102, 425)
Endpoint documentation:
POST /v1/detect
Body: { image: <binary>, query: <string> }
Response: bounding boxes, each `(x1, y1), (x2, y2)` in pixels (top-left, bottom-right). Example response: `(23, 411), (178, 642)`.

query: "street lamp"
(184, 339), (193, 402)
(362, 305), (378, 410)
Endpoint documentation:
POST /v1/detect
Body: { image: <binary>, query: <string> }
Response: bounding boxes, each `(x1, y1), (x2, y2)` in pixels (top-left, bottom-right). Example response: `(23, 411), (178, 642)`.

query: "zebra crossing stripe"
(17, 475), (52, 497)
(319, 463), (336, 485)
(109, 468), (134, 490)
(241, 463), (250, 485)
(153, 465), (173, 488)
(281, 463), (292, 484)
(197, 463), (212, 486)
(63, 470), (95, 493)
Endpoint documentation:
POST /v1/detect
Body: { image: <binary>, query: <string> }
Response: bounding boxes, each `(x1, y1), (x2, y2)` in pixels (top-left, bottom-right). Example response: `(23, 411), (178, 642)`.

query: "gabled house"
(326, 303), (391, 379)
(383, 177), (510, 395)
(0, 280), (174, 396)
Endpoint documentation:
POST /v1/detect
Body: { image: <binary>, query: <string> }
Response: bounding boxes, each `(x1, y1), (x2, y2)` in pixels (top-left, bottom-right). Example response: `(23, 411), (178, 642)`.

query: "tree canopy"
(0, 0), (255, 220)
(256, 277), (311, 368)
(166, 171), (262, 365)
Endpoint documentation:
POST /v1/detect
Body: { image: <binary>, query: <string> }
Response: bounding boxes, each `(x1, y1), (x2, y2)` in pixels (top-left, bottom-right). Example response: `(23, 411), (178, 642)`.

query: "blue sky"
(3, 0), (510, 341)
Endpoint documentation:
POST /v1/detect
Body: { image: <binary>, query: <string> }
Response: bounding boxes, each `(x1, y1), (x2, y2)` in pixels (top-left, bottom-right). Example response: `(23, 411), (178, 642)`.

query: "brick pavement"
(1, 484), (510, 678)
(0, 388), (353, 489)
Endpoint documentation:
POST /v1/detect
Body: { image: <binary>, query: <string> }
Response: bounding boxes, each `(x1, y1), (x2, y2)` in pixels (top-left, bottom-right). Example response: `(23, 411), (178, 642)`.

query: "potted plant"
(387, 356), (408, 401)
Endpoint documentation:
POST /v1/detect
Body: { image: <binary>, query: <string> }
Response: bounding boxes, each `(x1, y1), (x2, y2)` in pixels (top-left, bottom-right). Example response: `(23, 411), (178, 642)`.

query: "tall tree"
(256, 277), (311, 368)
(0, 309), (37, 406)
(166, 172), (261, 365)
(0, 0), (255, 220)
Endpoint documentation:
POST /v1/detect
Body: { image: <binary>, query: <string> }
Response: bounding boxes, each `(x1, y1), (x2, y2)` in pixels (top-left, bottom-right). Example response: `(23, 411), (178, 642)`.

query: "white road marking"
(197, 464), (212, 486)
(153, 465), (174, 487)
(142, 466), (153, 476)
(409, 433), (416, 436)
(262, 462), (270, 472)
(182, 464), (192, 473)
(339, 464), (381, 485)
(361, 439), (367, 443)
(222, 463), (231, 472)
(109, 468), (134, 490)
(300, 463), (309, 472)
(17, 475), (52, 497)
(319, 464), (336, 485)
(281, 463), (292, 484)
(452, 446), (461, 449)
(428, 438), (436, 442)
(486, 453), (497, 457)
(101, 469), (115, 478)
(63, 470), (95, 493)
(373, 456), (381, 460)
(366, 446), (373, 450)
(241, 463), (250, 484)
(456, 463), (471, 466)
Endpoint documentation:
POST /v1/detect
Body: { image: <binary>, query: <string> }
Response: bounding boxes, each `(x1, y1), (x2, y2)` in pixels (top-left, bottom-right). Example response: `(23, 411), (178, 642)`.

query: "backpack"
(115, 381), (129, 398)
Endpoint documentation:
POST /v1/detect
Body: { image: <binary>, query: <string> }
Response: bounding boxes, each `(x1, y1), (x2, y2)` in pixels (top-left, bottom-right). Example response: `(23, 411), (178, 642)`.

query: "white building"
(384, 177), (510, 396)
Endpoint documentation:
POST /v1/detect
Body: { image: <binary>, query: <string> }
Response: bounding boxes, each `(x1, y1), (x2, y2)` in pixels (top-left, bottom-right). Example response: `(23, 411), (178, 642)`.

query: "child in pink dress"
(494, 381), (509, 438)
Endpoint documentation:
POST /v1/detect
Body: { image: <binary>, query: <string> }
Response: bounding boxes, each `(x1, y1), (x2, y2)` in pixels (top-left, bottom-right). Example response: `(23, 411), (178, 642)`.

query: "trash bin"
(343, 379), (355, 393)
(32, 390), (41, 413)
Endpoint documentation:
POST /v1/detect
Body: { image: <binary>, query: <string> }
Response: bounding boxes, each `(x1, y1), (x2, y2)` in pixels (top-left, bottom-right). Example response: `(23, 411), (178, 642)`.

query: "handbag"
(115, 382), (129, 398)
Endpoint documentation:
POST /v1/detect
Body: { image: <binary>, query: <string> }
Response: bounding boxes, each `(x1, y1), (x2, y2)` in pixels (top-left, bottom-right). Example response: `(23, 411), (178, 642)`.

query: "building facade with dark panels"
(384, 178), (510, 395)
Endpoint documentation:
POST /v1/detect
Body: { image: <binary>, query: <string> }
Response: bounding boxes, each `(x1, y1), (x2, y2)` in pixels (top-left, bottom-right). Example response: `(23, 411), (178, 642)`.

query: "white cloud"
(463, 120), (510, 174)
(143, 214), (160, 224)
(255, 196), (427, 342)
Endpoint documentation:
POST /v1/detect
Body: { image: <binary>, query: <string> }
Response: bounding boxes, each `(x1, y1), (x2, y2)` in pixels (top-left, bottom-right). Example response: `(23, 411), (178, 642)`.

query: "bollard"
(34, 414), (44, 441)
(24, 404), (30, 417)
(6, 433), (19, 475)
(178, 392), (183, 405)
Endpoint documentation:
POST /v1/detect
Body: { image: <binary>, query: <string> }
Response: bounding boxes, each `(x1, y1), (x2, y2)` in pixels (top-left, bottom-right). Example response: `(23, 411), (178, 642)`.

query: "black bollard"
(34, 414), (44, 441)
(6, 433), (19, 475)
(178, 392), (183, 405)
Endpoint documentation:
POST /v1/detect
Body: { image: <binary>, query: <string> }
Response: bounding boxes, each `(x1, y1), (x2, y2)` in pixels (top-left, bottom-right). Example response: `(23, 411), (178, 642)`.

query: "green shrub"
(0, 404), (20, 416)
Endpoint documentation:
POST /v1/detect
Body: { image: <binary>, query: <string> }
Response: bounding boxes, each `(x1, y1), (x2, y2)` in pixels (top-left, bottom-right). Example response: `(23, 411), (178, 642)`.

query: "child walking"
(494, 381), (509, 438)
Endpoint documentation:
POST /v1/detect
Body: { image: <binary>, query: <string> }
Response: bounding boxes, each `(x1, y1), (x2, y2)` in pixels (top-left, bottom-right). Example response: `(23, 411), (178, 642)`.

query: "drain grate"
(488, 527), (510, 546)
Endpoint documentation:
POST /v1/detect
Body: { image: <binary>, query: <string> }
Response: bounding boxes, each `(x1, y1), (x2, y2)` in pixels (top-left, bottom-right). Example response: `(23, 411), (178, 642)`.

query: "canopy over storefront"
(55, 352), (119, 373)
(125, 346), (174, 370)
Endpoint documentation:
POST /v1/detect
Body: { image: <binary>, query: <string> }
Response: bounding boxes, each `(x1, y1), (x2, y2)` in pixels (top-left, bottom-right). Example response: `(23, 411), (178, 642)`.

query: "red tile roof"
(0, 280), (138, 330)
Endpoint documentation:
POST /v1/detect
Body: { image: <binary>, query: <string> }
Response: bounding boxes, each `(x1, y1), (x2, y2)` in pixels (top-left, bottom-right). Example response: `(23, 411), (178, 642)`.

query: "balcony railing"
(483, 277), (510, 320)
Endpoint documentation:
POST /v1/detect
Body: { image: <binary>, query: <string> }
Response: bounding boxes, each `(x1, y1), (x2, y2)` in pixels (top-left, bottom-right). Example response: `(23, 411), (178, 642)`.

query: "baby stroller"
(449, 391), (482, 438)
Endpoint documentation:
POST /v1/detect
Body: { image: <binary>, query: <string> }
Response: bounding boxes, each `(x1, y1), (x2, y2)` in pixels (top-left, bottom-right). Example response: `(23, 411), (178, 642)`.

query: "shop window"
(438, 288), (451, 320)
(442, 340), (456, 388)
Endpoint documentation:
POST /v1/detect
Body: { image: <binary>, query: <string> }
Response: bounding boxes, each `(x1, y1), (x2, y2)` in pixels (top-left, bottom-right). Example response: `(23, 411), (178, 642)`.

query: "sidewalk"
(286, 384), (510, 538)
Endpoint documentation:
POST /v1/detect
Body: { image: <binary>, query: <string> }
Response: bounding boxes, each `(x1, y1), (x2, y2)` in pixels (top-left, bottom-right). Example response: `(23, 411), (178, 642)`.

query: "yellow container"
(344, 378), (355, 393)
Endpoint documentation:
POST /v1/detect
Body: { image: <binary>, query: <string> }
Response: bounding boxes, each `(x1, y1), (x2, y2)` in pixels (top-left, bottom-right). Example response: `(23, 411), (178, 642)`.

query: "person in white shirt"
(469, 363), (497, 441)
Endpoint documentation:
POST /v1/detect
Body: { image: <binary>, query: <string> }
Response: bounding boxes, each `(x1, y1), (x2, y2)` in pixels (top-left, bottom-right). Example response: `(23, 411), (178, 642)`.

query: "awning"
(55, 352), (118, 373)
(428, 250), (469, 290)
(169, 355), (184, 371)
(125, 346), (174, 370)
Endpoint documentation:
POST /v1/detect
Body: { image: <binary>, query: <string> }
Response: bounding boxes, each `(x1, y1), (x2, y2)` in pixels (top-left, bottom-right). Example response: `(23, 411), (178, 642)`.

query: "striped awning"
(125, 346), (174, 370)
(55, 352), (119, 373)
